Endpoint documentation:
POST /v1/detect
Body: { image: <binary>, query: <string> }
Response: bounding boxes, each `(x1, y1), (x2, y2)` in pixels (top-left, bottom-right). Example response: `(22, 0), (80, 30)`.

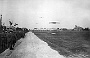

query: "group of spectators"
(0, 27), (29, 54)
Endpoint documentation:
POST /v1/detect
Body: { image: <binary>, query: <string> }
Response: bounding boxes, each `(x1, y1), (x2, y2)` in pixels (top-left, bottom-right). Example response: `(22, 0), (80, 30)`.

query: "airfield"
(0, 30), (90, 58)
(32, 30), (90, 57)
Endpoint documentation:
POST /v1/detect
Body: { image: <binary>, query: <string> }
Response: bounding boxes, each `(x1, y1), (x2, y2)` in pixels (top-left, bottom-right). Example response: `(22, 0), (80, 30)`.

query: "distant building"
(73, 25), (83, 31)
(60, 28), (67, 31)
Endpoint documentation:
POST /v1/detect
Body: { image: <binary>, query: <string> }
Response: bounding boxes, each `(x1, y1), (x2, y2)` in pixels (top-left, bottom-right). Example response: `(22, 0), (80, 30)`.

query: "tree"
(84, 28), (90, 31)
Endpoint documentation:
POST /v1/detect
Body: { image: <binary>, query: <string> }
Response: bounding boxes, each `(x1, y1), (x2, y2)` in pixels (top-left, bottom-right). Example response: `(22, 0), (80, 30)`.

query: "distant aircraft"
(36, 23), (38, 24)
(40, 17), (44, 18)
(49, 22), (60, 24)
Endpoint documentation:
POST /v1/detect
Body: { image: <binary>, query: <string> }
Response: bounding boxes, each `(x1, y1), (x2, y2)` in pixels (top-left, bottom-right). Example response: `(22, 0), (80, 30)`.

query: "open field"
(0, 31), (90, 58)
(33, 30), (90, 56)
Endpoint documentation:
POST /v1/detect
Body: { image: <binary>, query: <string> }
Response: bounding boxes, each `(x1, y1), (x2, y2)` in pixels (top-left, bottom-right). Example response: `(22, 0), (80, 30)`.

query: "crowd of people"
(0, 26), (29, 54)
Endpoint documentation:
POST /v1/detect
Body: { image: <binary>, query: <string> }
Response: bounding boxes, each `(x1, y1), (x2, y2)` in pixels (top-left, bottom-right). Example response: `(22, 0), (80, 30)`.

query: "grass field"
(32, 30), (90, 56)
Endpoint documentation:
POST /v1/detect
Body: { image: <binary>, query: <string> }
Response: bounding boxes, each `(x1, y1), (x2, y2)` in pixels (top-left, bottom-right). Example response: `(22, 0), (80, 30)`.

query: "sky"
(0, 0), (90, 29)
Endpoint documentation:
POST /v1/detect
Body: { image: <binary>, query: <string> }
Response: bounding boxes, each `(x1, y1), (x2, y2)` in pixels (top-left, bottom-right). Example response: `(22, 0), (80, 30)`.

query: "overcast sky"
(0, 0), (90, 29)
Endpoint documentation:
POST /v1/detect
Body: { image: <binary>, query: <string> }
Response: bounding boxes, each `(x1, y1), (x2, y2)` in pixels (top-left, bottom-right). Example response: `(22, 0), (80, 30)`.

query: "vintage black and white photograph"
(0, 0), (90, 58)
